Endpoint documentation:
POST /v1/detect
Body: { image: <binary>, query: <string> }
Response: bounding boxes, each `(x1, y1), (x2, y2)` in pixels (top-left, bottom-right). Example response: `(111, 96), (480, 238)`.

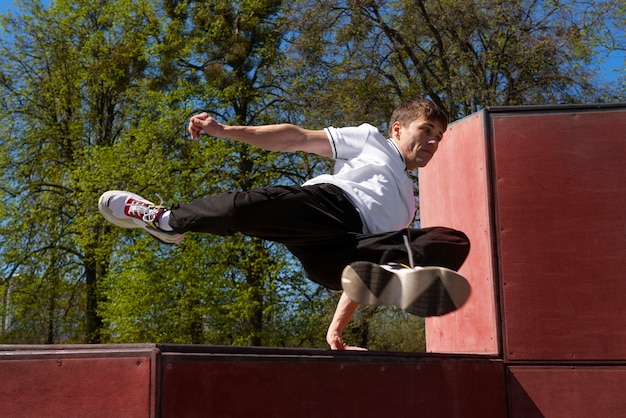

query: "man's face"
(392, 117), (445, 170)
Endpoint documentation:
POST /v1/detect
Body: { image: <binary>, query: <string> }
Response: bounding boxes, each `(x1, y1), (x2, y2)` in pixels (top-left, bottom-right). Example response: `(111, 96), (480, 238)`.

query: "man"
(99, 98), (470, 350)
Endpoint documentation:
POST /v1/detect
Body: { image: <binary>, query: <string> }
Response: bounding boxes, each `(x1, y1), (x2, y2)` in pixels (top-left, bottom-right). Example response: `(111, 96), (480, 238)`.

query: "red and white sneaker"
(98, 190), (185, 244)
(341, 261), (470, 317)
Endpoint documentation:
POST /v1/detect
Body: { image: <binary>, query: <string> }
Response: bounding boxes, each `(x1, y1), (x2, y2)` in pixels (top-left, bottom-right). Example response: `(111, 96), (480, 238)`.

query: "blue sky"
(1, 0), (623, 83)
(597, 50), (624, 83)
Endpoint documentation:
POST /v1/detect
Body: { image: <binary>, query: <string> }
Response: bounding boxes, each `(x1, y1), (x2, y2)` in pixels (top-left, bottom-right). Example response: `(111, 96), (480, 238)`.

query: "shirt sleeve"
(325, 124), (378, 160)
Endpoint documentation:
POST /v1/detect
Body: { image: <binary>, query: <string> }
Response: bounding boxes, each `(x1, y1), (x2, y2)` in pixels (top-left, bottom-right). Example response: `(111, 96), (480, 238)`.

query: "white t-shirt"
(303, 124), (416, 234)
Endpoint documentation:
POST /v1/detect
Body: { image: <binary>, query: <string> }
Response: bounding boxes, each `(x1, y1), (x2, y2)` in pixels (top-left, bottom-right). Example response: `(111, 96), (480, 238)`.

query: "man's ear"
(391, 121), (402, 139)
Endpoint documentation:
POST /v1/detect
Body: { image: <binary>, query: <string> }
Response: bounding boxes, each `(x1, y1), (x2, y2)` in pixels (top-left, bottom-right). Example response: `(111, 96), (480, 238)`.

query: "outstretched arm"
(188, 112), (332, 157)
(326, 292), (367, 350)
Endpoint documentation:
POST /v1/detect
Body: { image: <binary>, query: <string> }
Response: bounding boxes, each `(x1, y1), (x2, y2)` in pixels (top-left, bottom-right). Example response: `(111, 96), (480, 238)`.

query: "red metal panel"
(421, 111), (500, 354)
(492, 108), (626, 360)
(507, 365), (626, 417)
(160, 351), (506, 418)
(0, 356), (152, 418)
(0, 345), (157, 418)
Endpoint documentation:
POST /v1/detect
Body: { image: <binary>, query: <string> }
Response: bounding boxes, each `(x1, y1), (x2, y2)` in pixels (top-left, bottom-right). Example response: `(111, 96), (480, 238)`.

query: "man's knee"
(417, 226), (470, 270)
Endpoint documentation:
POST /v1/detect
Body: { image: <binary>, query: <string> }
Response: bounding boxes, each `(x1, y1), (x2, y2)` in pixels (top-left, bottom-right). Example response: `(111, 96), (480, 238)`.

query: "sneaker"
(98, 190), (185, 245)
(341, 261), (470, 316)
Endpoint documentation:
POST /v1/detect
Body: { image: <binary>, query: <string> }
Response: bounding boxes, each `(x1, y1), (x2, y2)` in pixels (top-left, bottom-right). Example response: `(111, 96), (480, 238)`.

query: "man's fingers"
(344, 345), (368, 351)
(187, 113), (208, 139)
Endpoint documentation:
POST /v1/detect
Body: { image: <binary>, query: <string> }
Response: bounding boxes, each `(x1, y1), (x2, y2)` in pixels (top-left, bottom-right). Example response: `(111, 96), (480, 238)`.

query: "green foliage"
(0, 0), (623, 350)
(287, 0), (624, 120)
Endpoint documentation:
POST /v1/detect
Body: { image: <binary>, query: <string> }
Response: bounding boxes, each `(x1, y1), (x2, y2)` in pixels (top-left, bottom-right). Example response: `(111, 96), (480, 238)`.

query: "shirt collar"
(387, 138), (405, 166)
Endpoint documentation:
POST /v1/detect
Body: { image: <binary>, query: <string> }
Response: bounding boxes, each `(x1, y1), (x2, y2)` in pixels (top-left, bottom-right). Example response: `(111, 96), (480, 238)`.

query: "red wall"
(0, 345), (156, 418)
(160, 348), (506, 418)
(492, 110), (626, 360)
(420, 104), (626, 417)
(421, 111), (500, 355)
(423, 105), (626, 359)
(0, 344), (507, 418)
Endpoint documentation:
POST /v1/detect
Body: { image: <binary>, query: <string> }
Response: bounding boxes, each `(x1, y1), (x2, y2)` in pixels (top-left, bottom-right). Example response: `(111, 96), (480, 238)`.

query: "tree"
(0, 0), (164, 342)
(1, 0), (621, 349)
(147, 0), (331, 346)
(286, 0), (624, 122)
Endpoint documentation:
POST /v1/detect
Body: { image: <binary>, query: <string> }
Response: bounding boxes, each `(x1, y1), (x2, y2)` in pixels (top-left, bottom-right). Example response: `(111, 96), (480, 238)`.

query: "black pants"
(169, 184), (470, 289)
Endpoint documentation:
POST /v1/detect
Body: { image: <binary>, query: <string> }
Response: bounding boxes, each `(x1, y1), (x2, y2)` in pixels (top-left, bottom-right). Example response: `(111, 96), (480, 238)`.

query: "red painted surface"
(422, 105), (626, 361)
(0, 345), (507, 418)
(421, 111), (500, 355)
(507, 365), (626, 417)
(492, 109), (626, 360)
(421, 104), (626, 417)
(159, 351), (506, 418)
(0, 352), (153, 418)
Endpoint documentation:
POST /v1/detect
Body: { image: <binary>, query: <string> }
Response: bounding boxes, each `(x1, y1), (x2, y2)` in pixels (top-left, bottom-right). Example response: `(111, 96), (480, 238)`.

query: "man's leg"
(167, 184), (363, 243)
(290, 226), (470, 289)
(324, 227), (470, 348)
(99, 184), (363, 253)
(341, 228), (471, 316)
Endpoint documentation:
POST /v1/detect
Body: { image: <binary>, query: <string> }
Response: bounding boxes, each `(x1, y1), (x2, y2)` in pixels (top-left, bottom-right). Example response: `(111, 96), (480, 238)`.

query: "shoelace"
(127, 194), (166, 224)
(403, 234), (415, 268)
(127, 201), (161, 222)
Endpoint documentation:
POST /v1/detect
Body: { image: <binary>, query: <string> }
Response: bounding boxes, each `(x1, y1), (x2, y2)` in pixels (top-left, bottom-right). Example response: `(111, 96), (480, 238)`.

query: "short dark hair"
(388, 98), (448, 136)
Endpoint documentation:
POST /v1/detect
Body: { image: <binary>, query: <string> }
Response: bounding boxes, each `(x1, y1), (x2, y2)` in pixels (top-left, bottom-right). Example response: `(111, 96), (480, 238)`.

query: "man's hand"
(326, 329), (367, 351)
(326, 292), (367, 351)
(188, 112), (223, 140)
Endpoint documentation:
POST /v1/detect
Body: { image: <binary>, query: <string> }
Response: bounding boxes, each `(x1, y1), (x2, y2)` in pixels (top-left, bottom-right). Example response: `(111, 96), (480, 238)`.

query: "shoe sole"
(98, 190), (185, 245)
(341, 261), (471, 317)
